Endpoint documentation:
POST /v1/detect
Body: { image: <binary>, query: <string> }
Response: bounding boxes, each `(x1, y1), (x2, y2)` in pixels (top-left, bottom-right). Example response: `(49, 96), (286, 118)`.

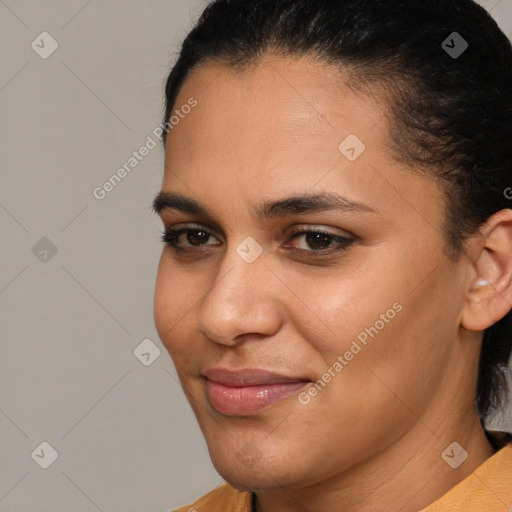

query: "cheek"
(153, 257), (173, 341)
(287, 265), (402, 363)
(320, 272), (459, 425)
(153, 256), (197, 356)
(293, 253), (454, 397)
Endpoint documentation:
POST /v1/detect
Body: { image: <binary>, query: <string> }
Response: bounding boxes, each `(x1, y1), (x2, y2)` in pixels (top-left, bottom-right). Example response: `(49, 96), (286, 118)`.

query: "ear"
(461, 208), (512, 331)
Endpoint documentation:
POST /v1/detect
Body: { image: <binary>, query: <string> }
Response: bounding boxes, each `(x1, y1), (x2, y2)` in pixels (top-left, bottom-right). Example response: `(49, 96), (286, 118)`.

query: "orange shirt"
(173, 433), (512, 512)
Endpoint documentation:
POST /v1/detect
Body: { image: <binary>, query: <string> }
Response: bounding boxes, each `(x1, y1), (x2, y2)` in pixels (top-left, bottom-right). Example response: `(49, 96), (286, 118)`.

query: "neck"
(254, 411), (496, 512)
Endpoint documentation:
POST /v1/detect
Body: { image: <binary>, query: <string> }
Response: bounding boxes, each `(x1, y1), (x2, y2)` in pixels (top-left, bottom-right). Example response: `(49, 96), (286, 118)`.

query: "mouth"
(202, 367), (311, 416)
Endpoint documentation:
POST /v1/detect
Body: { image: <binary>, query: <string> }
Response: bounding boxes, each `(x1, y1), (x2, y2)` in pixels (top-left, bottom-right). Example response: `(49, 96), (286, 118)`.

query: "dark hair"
(162, 0), (512, 422)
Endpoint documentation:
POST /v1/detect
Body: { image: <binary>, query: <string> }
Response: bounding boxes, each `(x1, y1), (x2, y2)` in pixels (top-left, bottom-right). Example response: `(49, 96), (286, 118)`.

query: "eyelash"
(160, 225), (355, 259)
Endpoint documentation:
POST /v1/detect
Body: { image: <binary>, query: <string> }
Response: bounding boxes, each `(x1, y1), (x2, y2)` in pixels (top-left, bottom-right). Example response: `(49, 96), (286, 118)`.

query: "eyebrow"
(152, 191), (378, 220)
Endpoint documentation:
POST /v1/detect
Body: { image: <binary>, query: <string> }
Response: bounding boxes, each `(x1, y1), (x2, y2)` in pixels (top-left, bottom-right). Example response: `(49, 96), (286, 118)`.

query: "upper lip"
(203, 367), (311, 387)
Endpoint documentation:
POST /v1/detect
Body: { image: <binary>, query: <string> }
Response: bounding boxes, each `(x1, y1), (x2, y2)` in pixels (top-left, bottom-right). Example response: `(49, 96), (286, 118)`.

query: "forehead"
(168, 53), (388, 151)
(162, 53), (444, 226)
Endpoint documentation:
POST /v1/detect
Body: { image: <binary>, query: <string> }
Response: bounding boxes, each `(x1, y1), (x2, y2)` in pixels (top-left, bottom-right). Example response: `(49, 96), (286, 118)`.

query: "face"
(153, 54), (472, 491)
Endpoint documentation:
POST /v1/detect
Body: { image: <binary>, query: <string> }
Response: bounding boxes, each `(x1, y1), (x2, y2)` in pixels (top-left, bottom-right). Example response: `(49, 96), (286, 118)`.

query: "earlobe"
(461, 209), (512, 332)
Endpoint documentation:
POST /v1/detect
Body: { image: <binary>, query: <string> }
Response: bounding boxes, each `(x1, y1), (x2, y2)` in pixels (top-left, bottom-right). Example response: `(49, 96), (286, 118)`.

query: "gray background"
(0, 1), (511, 511)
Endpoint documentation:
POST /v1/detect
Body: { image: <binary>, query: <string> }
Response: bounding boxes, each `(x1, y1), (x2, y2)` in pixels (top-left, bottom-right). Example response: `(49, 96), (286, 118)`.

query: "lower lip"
(205, 379), (309, 416)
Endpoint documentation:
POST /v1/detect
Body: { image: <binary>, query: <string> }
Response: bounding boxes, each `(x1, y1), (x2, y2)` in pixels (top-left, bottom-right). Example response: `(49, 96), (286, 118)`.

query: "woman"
(152, 0), (512, 510)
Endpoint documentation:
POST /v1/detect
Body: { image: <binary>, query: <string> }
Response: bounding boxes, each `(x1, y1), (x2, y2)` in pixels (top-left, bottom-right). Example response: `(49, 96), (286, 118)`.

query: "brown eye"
(161, 227), (220, 249)
(286, 228), (355, 253)
(304, 231), (336, 250)
(185, 230), (211, 246)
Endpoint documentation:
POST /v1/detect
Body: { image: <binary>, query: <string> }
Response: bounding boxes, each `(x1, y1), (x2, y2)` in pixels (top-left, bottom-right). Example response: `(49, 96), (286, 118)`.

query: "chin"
(211, 456), (293, 492)
(206, 437), (308, 492)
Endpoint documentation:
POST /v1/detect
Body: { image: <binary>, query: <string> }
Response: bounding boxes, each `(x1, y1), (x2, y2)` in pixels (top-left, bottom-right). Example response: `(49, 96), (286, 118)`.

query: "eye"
(161, 225), (220, 250)
(160, 225), (355, 257)
(285, 227), (355, 254)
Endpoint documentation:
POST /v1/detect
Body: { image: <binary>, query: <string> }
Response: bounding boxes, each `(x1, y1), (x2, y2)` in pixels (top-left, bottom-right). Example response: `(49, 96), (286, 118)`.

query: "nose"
(196, 245), (282, 346)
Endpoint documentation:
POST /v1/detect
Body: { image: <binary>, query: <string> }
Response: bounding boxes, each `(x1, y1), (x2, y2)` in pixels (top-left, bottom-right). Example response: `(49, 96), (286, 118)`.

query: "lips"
(202, 367), (311, 415)
(203, 367), (310, 386)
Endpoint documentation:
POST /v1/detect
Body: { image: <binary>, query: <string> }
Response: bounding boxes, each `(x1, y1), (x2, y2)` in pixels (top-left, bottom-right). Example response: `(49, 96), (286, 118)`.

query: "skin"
(153, 53), (512, 512)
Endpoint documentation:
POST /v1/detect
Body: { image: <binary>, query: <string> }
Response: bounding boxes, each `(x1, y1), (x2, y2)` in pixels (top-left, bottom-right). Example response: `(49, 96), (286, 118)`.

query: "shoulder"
(173, 482), (253, 512)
